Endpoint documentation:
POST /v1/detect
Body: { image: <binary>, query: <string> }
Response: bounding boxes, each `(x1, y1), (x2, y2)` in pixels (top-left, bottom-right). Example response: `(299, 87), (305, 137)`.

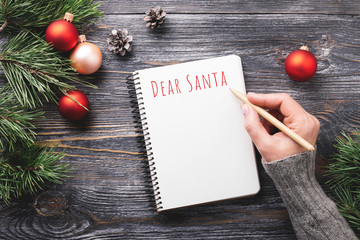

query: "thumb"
(242, 104), (271, 147)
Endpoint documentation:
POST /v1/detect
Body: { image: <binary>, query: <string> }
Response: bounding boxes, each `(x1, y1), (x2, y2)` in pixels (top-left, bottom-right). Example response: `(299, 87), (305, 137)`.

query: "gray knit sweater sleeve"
(262, 149), (358, 240)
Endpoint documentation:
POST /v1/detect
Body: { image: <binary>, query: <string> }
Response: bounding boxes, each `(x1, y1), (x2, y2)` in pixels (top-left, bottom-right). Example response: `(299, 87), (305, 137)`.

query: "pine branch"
(326, 131), (360, 235)
(0, 142), (70, 205)
(0, 30), (97, 108)
(0, 85), (43, 151)
(327, 131), (360, 188)
(333, 187), (360, 229)
(0, 0), (103, 33)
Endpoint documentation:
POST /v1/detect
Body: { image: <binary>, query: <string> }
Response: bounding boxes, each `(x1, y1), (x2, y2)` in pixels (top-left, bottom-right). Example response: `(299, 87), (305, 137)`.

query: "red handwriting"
(151, 81), (158, 97)
(151, 79), (182, 97)
(151, 71), (228, 98)
(175, 79), (181, 94)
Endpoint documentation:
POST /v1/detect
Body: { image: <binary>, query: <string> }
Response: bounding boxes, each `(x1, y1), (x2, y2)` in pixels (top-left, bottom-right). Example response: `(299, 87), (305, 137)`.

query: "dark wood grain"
(100, 0), (360, 14)
(0, 1), (359, 239)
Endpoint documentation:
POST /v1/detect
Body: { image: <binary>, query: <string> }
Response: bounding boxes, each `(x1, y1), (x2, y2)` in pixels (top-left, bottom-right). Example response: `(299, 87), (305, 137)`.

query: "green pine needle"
(0, 142), (71, 205)
(0, 30), (97, 108)
(326, 131), (360, 235)
(0, 85), (43, 151)
(0, 0), (97, 206)
(0, 0), (103, 32)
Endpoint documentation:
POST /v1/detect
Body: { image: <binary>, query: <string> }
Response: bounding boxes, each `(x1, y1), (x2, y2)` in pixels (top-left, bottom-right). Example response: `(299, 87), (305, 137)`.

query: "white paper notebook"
(133, 55), (260, 212)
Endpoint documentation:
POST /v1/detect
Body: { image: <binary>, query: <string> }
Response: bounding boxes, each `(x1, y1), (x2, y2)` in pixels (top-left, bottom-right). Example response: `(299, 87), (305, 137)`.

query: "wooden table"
(1, 1), (359, 239)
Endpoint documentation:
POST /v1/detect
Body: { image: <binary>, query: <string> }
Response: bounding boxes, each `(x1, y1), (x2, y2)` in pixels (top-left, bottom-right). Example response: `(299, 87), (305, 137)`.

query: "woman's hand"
(242, 93), (320, 162)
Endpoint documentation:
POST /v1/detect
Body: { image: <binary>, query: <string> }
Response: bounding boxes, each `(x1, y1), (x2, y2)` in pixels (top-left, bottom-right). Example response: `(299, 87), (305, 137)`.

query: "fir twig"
(0, 142), (70, 205)
(0, 30), (97, 108)
(0, 85), (43, 151)
(0, 0), (103, 33)
(326, 131), (360, 236)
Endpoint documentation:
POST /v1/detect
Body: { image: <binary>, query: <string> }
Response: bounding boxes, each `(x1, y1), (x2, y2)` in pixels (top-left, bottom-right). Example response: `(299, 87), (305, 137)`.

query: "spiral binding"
(127, 72), (163, 211)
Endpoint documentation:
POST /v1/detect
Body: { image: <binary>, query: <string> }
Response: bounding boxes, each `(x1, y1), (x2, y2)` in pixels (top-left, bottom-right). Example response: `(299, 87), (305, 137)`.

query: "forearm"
(262, 149), (357, 240)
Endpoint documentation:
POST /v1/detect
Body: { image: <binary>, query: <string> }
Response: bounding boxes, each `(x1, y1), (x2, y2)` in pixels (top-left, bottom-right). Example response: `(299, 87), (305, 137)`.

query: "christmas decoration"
(144, 6), (166, 29)
(0, 88), (69, 205)
(107, 29), (133, 56)
(0, 142), (69, 205)
(69, 35), (102, 74)
(45, 13), (79, 51)
(0, 0), (102, 205)
(58, 90), (90, 121)
(0, 31), (96, 108)
(0, 0), (103, 33)
(285, 46), (317, 82)
(0, 86), (43, 151)
(326, 131), (360, 235)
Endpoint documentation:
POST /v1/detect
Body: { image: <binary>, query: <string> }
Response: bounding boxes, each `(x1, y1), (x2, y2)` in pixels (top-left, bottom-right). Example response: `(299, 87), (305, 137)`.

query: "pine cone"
(107, 29), (133, 56)
(144, 6), (166, 29)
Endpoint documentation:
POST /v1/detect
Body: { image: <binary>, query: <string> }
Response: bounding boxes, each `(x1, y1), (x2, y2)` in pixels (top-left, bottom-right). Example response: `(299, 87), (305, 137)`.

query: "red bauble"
(45, 13), (78, 51)
(58, 90), (89, 121)
(285, 46), (317, 82)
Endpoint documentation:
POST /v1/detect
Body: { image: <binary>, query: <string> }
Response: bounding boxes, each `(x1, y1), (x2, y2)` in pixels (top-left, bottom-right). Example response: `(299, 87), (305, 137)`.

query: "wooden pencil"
(230, 88), (315, 151)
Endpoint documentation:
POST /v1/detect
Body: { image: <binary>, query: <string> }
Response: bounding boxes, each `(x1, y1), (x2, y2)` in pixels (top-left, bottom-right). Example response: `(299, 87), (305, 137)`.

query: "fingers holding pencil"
(246, 92), (306, 118)
(241, 103), (273, 149)
(246, 92), (320, 143)
(232, 90), (320, 162)
(246, 92), (307, 135)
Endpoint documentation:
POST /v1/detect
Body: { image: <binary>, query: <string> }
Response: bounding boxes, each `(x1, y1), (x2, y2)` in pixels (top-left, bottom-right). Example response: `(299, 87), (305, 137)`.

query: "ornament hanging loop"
(63, 12), (74, 22)
(300, 45), (309, 51)
(78, 35), (87, 43)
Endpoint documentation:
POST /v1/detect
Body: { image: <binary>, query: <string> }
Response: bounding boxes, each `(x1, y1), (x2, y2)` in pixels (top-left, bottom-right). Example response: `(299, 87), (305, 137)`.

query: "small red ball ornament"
(285, 46), (317, 82)
(69, 35), (102, 75)
(45, 13), (78, 52)
(58, 90), (89, 121)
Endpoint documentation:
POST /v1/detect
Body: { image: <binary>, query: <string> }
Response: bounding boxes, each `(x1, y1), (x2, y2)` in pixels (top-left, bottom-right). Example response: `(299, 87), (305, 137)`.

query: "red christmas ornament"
(69, 35), (102, 75)
(58, 90), (89, 121)
(45, 13), (78, 51)
(285, 46), (317, 82)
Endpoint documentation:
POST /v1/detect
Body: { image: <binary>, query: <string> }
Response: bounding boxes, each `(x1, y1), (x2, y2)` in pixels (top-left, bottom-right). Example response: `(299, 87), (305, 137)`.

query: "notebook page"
(135, 55), (260, 211)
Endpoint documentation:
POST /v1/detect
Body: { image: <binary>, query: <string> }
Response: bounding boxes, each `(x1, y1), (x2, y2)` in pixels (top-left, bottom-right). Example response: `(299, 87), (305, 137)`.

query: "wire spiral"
(127, 72), (163, 211)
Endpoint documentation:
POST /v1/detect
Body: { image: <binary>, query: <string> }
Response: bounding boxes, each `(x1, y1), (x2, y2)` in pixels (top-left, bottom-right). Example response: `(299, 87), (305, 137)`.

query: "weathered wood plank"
(94, 14), (359, 99)
(99, 0), (360, 15)
(0, 8), (359, 240)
